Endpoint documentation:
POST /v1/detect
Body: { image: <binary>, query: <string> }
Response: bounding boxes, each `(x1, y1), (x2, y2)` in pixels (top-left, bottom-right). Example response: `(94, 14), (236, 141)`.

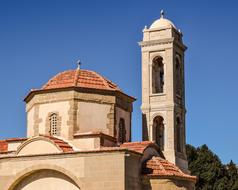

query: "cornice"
(138, 38), (174, 48)
(138, 37), (187, 51)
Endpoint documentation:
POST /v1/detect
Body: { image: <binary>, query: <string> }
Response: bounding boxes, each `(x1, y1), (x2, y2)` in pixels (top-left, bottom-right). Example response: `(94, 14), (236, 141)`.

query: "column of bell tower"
(139, 11), (188, 171)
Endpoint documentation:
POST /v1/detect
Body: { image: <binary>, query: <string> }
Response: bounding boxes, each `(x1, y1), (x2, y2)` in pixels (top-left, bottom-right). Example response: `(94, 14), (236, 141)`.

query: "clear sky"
(0, 0), (237, 164)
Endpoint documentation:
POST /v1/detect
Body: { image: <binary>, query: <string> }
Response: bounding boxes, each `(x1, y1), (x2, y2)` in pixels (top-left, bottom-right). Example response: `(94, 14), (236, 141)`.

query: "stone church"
(0, 12), (196, 190)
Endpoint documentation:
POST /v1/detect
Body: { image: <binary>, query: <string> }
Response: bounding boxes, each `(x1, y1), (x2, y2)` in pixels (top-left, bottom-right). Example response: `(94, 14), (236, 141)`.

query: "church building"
(0, 12), (196, 190)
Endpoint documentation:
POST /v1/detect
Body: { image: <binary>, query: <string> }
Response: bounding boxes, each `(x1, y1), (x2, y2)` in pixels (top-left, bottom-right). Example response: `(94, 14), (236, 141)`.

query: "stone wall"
(0, 150), (138, 190)
(26, 90), (133, 145)
(13, 170), (80, 190)
(125, 153), (142, 189)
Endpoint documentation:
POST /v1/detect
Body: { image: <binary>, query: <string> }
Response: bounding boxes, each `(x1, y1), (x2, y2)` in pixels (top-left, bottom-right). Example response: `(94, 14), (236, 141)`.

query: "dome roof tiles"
(42, 69), (121, 92)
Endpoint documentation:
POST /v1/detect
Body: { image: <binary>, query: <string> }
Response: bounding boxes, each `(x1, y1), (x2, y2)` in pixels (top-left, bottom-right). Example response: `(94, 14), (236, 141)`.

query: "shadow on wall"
(142, 114), (149, 141)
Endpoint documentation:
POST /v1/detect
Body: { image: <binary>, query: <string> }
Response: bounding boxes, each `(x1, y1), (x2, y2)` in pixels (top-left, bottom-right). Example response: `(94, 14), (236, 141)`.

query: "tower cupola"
(150, 10), (176, 29)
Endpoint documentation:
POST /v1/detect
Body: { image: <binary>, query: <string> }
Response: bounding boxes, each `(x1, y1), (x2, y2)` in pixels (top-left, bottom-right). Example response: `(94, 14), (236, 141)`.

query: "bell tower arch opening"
(153, 116), (164, 151)
(176, 116), (182, 153)
(152, 56), (164, 94)
(175, 56), (182, 97)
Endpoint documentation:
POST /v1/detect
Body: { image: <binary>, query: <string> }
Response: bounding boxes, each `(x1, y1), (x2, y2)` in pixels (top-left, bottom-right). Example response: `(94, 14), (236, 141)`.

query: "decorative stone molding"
(107, 104), (115, 137)
(16, 136), (62, 155)
(26, 90), (134, 112)
(33, 105), (42, 136)
(67, 100), (78, 139)
(6, 164), (82, 190)
(139, 38), (174, 47)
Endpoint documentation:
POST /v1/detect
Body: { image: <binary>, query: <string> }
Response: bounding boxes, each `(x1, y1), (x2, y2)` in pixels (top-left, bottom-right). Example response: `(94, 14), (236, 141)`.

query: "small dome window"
(49, 113), (58, 136)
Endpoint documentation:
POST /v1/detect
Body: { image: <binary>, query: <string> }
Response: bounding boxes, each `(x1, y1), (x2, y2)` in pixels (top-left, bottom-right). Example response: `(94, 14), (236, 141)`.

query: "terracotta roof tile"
(5, 138), (27, 142)
(39, 135), (74, 153)
(143, 156), (196, 182)
(0, 137), (28, 154)
(120, 141), (158, 154)
(42, 69), (121, 92)
(0, 140), (8, 152)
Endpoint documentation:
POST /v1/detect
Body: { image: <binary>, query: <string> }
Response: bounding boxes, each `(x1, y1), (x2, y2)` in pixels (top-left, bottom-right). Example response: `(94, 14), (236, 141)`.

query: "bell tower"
(139, 11), (188, 171)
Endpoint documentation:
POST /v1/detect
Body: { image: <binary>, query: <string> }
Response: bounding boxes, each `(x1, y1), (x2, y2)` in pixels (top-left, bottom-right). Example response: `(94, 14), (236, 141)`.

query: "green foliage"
(186, 144), (238, 190)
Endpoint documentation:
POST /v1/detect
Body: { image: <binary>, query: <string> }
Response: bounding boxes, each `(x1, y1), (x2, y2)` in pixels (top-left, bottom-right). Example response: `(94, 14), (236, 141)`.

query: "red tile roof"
(42, 69), (121, 91)
(24, 69), (136, 102)
(40, 135), (74, 153)
(0, 138), (27, 154)
(5, 138), (28, 142)
(0, 140), (8, 152)
(143, 156), (196, 182)
(120, 141), (160, 154)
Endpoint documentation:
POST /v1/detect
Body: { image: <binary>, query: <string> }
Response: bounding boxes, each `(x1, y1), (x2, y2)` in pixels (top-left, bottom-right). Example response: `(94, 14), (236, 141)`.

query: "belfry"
(140, 11), (188, 171)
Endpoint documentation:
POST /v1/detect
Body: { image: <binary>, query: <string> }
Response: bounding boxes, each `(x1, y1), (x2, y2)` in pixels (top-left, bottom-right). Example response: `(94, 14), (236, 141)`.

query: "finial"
(144, 25), (147, 30)
(160, 10), (164, 18)
(77, 59), (81, 70)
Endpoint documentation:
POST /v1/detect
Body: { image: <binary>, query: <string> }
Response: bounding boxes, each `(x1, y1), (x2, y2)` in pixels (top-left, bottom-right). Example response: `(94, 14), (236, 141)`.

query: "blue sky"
(0, 0), (237, 164)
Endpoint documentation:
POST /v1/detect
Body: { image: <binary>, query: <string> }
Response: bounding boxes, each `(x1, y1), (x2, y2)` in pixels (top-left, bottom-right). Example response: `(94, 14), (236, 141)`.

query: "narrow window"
(153, 116), (164, 150)
(152, 57), (164, 94)
(176, 57), (182, 96)
(118, 118), (126, 144)
(50, 113), (58, 136)
(176, 117), (182, 152)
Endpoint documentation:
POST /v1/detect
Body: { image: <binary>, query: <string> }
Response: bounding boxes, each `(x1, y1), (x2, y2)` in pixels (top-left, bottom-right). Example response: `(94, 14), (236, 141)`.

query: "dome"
(150, 18), (176, 29)
(149, 10), (176, 29)
(42, 69), (121, 91)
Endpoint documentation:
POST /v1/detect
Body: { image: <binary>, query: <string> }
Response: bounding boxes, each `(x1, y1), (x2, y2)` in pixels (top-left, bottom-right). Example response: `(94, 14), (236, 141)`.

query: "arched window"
(175, 57), (182, 96)
(118, 118), (126, 144)
(176, 117), (182, 152)
(153, 116), (164, 150)
(49, 113), (58, 136)
(152, 56), (164, 94)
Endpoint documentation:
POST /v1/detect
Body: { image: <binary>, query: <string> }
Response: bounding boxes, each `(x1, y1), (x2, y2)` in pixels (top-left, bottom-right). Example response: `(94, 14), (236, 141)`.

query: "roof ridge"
(73, 69), (80, 86)
(102, 76), (119, 90)
(91, 70), (112, 90)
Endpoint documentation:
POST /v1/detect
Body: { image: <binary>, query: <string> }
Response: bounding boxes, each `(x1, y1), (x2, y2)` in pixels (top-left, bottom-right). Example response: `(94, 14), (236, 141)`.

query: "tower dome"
(149, 10), (176, 29)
